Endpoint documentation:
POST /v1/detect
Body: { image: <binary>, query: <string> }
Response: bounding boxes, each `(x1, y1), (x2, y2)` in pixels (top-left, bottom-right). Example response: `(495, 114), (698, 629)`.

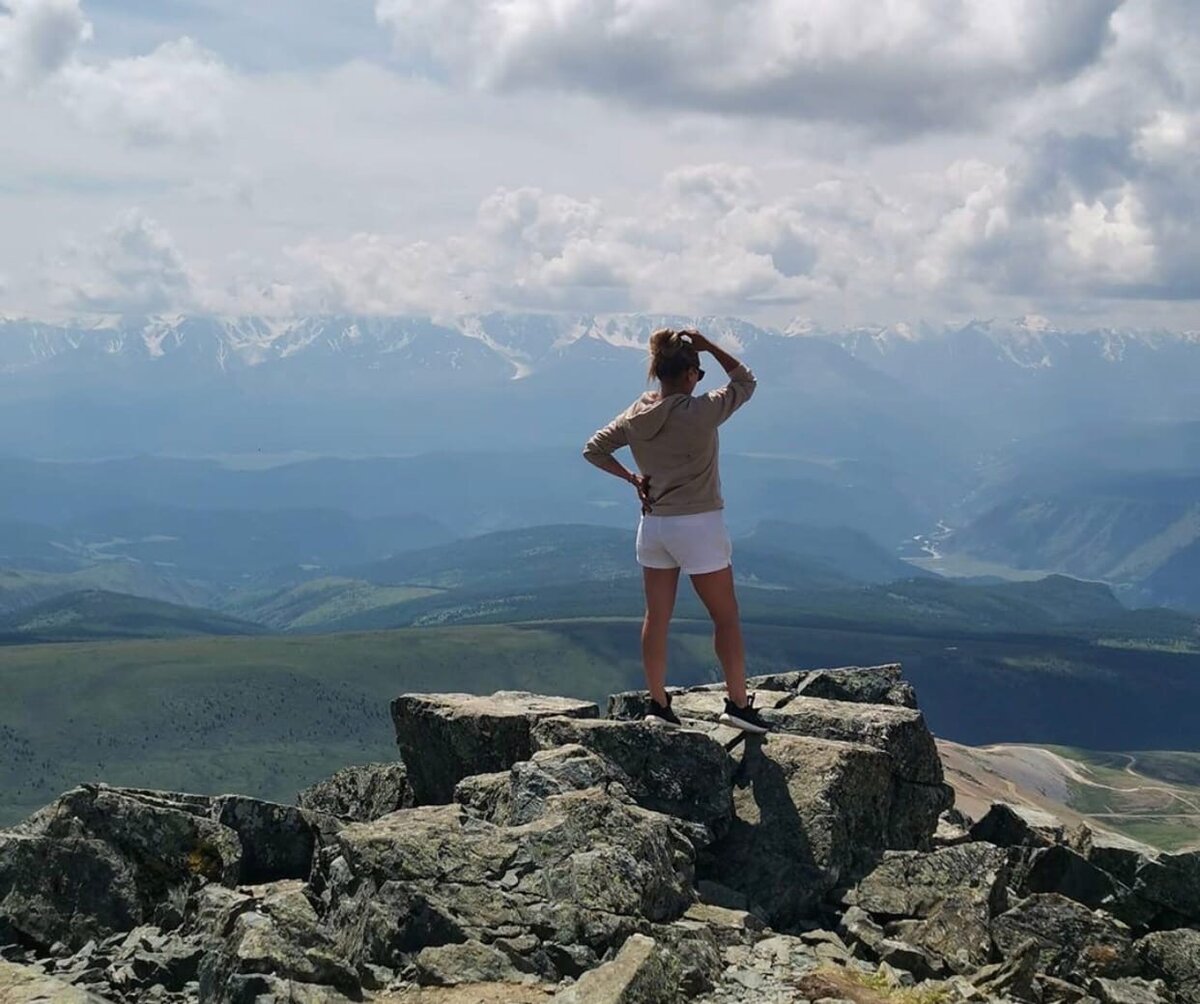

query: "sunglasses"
(692, 366), (705, 380)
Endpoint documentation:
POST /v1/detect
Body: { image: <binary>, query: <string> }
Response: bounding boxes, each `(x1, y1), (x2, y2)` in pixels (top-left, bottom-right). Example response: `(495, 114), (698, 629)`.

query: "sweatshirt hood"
(623, 392), (686, 440)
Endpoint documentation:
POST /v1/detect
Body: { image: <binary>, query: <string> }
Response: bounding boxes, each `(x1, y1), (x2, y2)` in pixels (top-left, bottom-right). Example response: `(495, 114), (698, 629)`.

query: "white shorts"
(636, 511), (732, 576)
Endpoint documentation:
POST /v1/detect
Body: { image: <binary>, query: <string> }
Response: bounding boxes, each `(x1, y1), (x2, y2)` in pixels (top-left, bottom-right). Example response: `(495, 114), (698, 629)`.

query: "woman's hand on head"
(681, 329), (712, 354)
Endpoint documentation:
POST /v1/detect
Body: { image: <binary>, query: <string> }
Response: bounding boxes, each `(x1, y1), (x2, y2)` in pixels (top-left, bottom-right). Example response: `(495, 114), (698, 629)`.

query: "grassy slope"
(0, 625), (639, 823)
(0, 564), (214, 615)
(0, 590), (266, 642)
(1048, 746), (1200, 851)
(233, 578), (445, 631)
(286, 571), (1189, 642)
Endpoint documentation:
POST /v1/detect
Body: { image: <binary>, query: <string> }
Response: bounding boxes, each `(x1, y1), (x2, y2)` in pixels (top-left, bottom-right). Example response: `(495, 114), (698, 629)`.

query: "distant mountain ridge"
(945, 472), (1200, 610)
(5, 311), (1199, 481)
(4, 312), (1198, 379)
(0, 589), (264, 642)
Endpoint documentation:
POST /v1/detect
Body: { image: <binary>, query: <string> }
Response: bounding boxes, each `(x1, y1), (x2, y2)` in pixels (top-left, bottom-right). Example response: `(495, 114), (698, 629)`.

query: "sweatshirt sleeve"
(582, 414), (629, 467)
(694, 364), (757, 427)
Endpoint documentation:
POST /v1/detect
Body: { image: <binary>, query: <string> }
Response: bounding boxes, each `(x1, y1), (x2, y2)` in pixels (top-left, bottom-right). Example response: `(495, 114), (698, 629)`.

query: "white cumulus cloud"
(0, 0), (90, 84)
(47, 210), (197, 313)
(57, 37), (232, 145)
(276, 165), (849, 317)
(1, 0), (232, 145)
(374, 0), (1123, 135)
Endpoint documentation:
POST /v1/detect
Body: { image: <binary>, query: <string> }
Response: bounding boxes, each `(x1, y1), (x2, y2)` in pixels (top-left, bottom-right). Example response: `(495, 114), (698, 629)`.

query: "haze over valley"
(2, 312), (1199, 833)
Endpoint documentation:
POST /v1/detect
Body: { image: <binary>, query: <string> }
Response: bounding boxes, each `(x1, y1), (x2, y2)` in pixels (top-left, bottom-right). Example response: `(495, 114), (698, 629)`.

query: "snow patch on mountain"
(455, 316), (533, 380)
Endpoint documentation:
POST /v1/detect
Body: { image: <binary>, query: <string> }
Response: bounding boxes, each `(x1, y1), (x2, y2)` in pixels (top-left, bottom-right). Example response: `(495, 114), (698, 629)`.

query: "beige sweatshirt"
(583, 364), (757, 516)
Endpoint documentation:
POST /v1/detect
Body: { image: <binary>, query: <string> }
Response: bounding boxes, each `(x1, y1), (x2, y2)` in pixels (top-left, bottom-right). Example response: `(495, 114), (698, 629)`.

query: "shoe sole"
(643, 714), (682, 729)
(718, 711), (770, 735)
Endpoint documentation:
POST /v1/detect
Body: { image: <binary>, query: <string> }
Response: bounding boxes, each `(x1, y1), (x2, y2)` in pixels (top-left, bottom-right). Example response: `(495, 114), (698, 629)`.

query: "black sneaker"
(644, 694), (682, 728)
(719, 694), (772, 734)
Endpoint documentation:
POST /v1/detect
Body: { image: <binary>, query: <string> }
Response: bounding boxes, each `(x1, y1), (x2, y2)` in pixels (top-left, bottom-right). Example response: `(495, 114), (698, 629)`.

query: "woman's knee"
(710, 612), (740, 632)
(643, 608), (673, 629)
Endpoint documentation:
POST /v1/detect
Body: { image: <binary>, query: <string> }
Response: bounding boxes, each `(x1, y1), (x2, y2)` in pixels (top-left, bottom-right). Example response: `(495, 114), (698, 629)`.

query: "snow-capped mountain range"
(3, 312), (1198, 378)
(2, 311), (1199, 462)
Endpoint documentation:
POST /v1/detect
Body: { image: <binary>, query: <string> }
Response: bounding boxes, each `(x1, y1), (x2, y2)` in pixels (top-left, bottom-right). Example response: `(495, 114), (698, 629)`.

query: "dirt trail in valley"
(996, 745), (1200, 814)
(937, 740), (1200, 851)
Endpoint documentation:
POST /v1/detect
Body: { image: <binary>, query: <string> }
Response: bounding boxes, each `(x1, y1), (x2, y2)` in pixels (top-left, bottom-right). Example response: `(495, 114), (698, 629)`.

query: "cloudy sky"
(0, 0), (1196, 327)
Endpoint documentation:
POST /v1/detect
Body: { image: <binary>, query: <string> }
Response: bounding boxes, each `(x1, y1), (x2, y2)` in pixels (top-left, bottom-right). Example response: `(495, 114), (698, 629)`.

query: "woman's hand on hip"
(631, 474), (653, 514)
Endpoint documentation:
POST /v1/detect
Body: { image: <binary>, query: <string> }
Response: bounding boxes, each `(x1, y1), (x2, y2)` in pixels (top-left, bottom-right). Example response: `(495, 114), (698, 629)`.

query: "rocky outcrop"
(0, 784), (338, 960)
(851, 843), (1011, 972)
(702, 734), (896, 928)
(607, 664), (918, 717)
(991, 893), (1139, 981)
(297, 763), (414, 823)
(0, 959), (115, 1002)
(551, 933), (677, 1004)
(1133, 850), (1200, 928)
(315, 788), (697, 981)
(390, 692), (599, 804)
(1, 785), (241, 950)
(1090, 975), (1175, 1004)
(3, 666), (1197, 1004)
(659, 686), (952, 852)
(970, 801), (1067, 848)
(529, 717), (733, 830)
(453, 742), (629, 826)
(838, 804), (1200, 1002)
(1137, 928), (1200, 1002)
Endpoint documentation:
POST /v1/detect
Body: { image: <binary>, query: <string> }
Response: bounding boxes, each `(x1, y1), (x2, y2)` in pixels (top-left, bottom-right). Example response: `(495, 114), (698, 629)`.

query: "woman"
(583, 328), (770, 733)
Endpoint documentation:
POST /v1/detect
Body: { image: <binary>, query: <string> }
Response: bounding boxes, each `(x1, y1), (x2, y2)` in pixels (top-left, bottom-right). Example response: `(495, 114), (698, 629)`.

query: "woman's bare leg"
(642, 566), (681, 705)
(689, 565), (748, 707)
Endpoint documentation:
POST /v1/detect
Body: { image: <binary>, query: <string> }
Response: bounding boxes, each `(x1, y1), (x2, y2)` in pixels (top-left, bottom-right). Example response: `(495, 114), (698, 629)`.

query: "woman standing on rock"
(583, 328), (770, 734)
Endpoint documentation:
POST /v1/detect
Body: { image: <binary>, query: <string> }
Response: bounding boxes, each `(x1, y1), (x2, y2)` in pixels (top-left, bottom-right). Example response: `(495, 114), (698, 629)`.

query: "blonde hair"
(648, 328), (701, 383)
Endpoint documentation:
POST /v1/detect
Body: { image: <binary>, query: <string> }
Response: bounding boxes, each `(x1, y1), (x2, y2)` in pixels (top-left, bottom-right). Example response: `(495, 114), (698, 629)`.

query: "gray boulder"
(970, 802), (1066, 848)
(1023, 845), (1120, 911)
(1136, 928), (1200, 1003)
(317, 788), (695, 980)
(553, 933), (677, 1004)
(181, 885), (258, 945)
(853, 844), (1010, 971)
(455, 744), (633, 826)
(414, 939), (533, 986)
(1089, 976), (1173, 1004)
(391, 691), (599, 804)
(671, 691), (945, 785)
(853, 842), (1010, 918)
(1, 785), (241, 950)
(297, 763), (413, 822)
(0, 959), (115, 1002)
(605, 664), (917, 720)
(531, 717), (733, 829)
(0, 783), (342, 952)
(703, 734), (896, 928)
(1072, 827), (1159, 889)
(969, 936), (1039, 1000)
(792, 665), (919, 708)
(0, 831), (142, 952)
(992, 894), (1138, 981)
(1133, 851), (1200, 926)
(211, 795), (340, 885)
(198, 908), (360, 1003)
(934, 810), (972, 847)
(106, 925), (205, 993)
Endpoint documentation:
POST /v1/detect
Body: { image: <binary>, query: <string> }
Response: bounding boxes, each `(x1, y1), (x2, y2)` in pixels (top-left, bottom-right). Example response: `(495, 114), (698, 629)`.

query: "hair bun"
(647, 327), (699, 382)
(649, 328), (681, 356)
